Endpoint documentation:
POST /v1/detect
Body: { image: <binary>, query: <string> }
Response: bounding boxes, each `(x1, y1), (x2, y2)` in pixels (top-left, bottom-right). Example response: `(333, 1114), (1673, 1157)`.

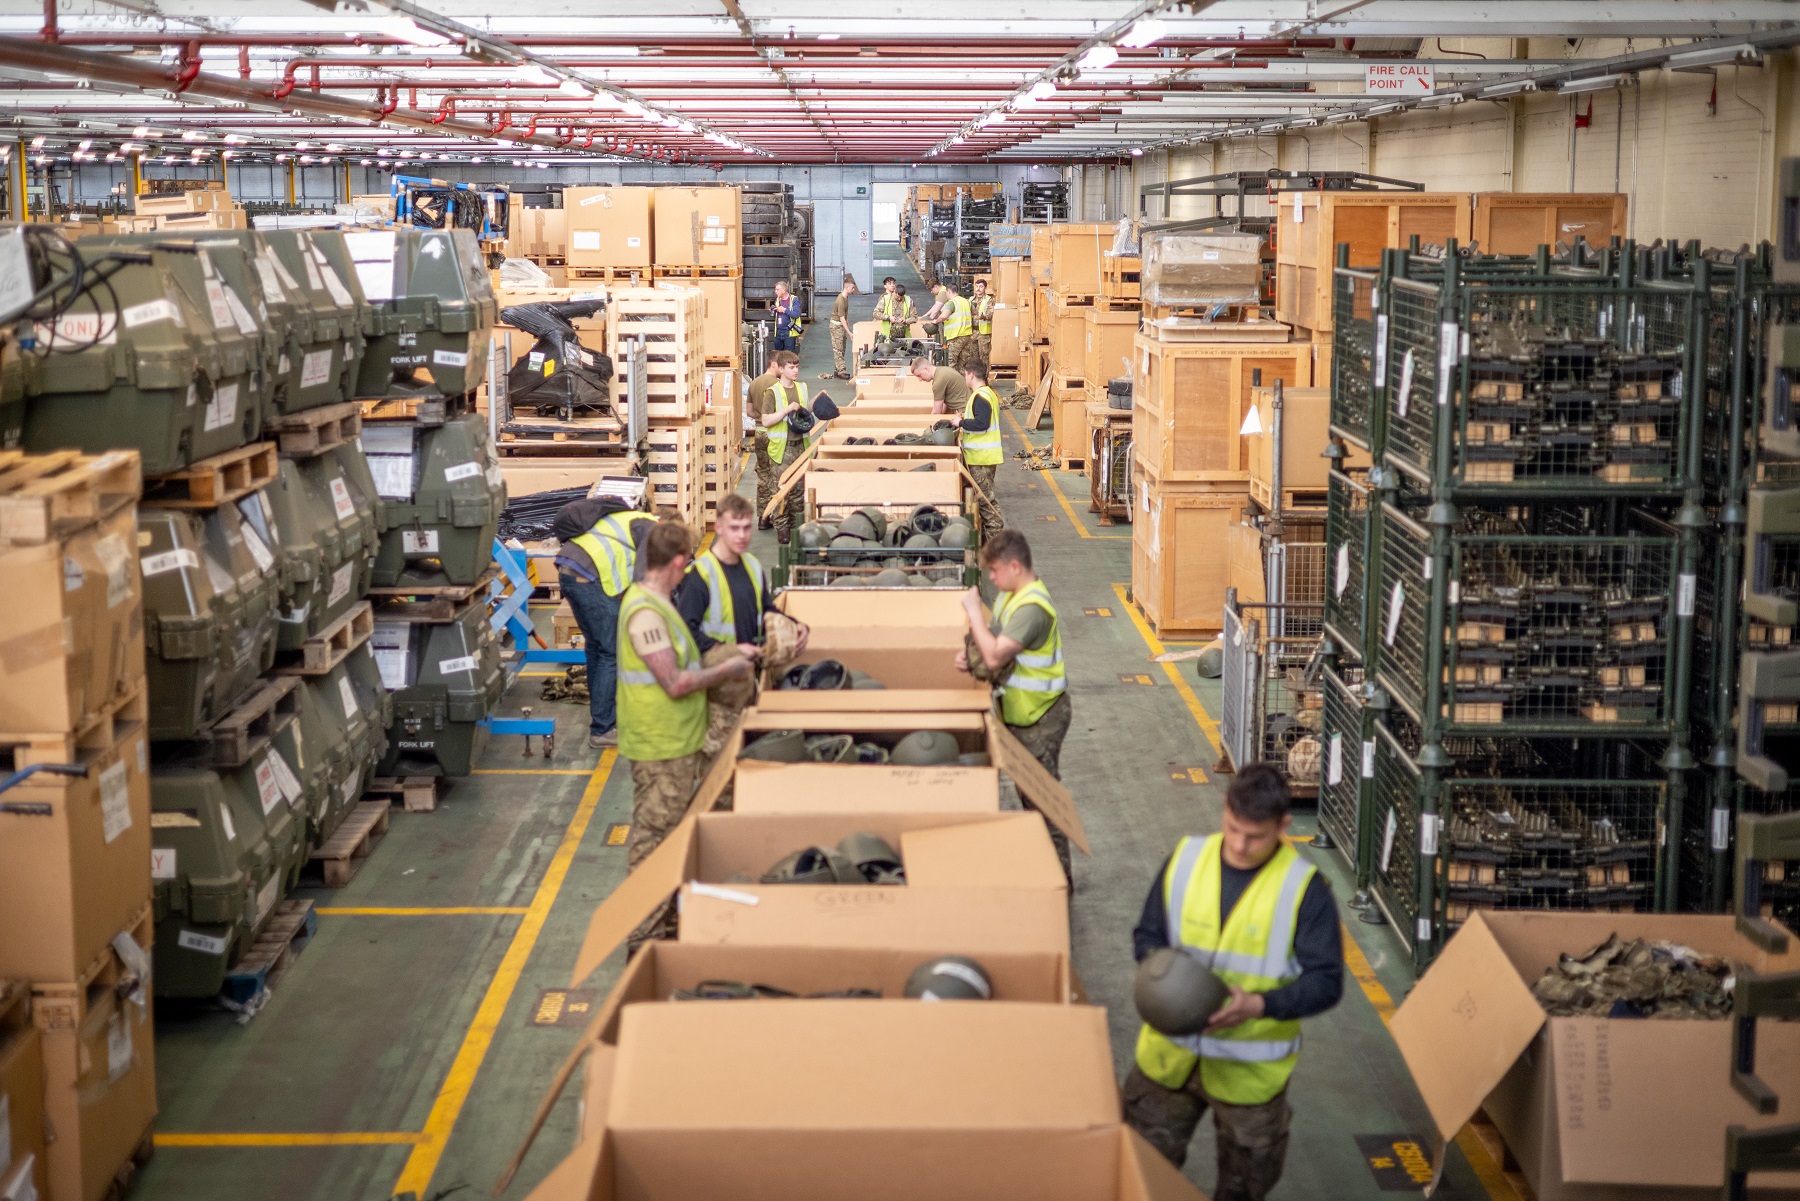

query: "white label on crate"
(1334, 543), (1350, 598)
(1201, 249), (1220, 261)
(122, 298), (180, 329)
(1449, 580), (1461, 605)
(1328, 734), (1343, 785)
(35, 309), (117, 347)
(402, 529), (440, 554)
(64, 556), (84, 593)
(267, 248), (300, 292)
(254, 253), (286, 304)
(579, 193), (611, 207)
(255, 875), (280, 926)
(178, 929), (228, 957)
(372, 621), (410, 689)
(224, 285), (259, 337)
(1711, 806), (1731, 851)
(1677, 572), (1697, 618)
(626, 236), (642, 248)
(301, 245), (324, 290)
(1292, 193), (1304, 223)
(1384, 581), (1405, 646)
(301, 349), (334, 389)
(254, 757), (282, 815)
(702, 227), (727, 243)
(218, 801), (235, 842)
(326, 562), (353, 607)
(343, 231), (397, 302)
(151, 847), (177, 880)
(1362, 739), (1376, 779)
(433, 349), (469, 368)
(1420, 813), (1441, 856)
(203, 380), (240, 432)
(94, 532), (132, 607)
(1437, 321), (1459, 407)
(704, 214), (723, 227)
(1417, 917), (1433, 943)
(443, 461), (482, 482)
(140, 547), (199, 577)
(329, 477), (356, 520)
(338, 675), (360, 719)
(279, 353), (290, 375)
(1373, 314), (1389, 382)
(1380, 807), (1397, 873)
(1396, 349), (1415, 418)
(341, 767), (363, 805)
(186, 381), (197, 408)
(204, 278), (235, 330)
(270, 749), (302, 803)
(438, 655), (477, 676)
(105, 1012), (132, 1082)
(367, 455), (415, 500)
(241, 523), (274, 574)
(1421, 557), (1433, 580)
(571, 230), (602, 250)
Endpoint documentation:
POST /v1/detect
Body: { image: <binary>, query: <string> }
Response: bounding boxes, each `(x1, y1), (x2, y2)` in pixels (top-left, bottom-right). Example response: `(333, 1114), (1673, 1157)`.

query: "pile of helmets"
(662, 954), (993, 1002)
(738, 728), (989, 769)
(793, 504), (973, 588)
(761, 832), (906, 885)
(772, 658), (886, 692)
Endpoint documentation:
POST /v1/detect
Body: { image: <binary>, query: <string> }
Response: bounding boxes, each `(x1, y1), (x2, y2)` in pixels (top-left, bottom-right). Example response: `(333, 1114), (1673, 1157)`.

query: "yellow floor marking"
(156, 1132), (426, 1147)
(471, 768), (593, 775)
(316, 907), (529, 916)
(1110, 582), (1222, 755)
(391, 750), (616, 1196)
(1001, 409), (1131, 540)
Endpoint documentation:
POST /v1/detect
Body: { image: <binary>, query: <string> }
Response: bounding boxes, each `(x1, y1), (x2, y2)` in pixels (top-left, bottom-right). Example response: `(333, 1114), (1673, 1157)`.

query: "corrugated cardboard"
(522, 1003), (1205, 1201)
(0, 996), (48, 1201)
(732, 760), (1000, 815)
(1390, 911), (1800, 1199)
(852, 370), (937, 400)
(762, 589), (984, 702)
(676, 881), (1070, 956)
(569, 809), (1067, 987)
(652, 186), (741, 267)
(564, 187), (655, 269)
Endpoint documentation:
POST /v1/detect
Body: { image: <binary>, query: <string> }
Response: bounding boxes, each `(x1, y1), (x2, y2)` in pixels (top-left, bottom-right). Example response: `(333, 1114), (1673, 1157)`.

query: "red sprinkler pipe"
(172, 41), (203, 93)
(431, 96), (456, 124)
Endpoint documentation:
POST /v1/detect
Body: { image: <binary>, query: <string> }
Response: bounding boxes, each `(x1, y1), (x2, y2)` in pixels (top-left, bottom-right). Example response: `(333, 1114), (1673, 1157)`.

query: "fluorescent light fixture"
(360, 157), (373, 165)
(325, 142), (344, 152)
(1557, 73), (1624, 94)
(275, 153), (290, 162)
(77, 139), (91, 151)
(1291, 117), (1320, 127)
(1480, 79), (1537, 98)
(1129, 146), (1144, 157)
(295, 141), (313, 150)
(817, 32), (840, 40)
(559, 79), (594, 98)
(378, 17), (452, 47)
(29, 136), (44, 149)
(1667, 41), (1756, 70)
(978, 110), (1005, 127)
(224, 133), (248, 144)
(181, 130), (204, 142)
(105, 152), (119, 162)
(120, 142), (142, 153)
(1323, 110), (1358, 123)
(1077, 45), (1119, 72)
(468, 155), (482, 163)
(1418, 92), (1465, 107)
(623, 99), (649, 119)
(1366, 103), (1403, 117)
(132, 125), (149, 138)
(514, 63), (558, 87)
(1118, 16), (1167, 49)
(1027, 79), (1058, 102)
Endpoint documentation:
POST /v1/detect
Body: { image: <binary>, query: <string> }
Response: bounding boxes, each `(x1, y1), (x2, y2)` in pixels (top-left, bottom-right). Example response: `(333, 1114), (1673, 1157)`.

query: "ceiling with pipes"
(1, 1), (1796, 170)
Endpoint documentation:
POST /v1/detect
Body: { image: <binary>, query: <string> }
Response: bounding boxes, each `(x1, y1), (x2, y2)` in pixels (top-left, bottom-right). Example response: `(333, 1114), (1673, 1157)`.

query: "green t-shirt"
(992, 601), (1052, 651)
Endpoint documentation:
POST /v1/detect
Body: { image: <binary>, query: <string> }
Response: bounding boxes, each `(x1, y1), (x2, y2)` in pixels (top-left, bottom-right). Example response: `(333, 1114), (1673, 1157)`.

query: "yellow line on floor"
(471, 768), (593, 775)
(1109, 582), (1222, 755)
(315, 907), (529, 916)
(1001, 408), (1129, 539)
(390, 750), (616, 1197)
(155, 1132), (426, 1147)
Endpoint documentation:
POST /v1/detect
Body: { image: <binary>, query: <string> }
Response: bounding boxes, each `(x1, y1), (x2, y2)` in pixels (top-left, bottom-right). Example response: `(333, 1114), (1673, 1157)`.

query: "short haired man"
(616, 520), (755, 950)
(771, 280), (802, 352)
(1124, 764), (1345, 1199)
(947, 356), (1004, 533)
(758, 350), (811, 544)
(745, 361), (780, 527)
(971, 277), (995, 366)
(552, 497), (658, 748)
(921, 280), (974, 372)
(874, 280), (915, 341)
(958, 529), (1070, 883)
(821, 273), (859, 381)
(673, 493), (807, 758)
(910, 355), (970, 417)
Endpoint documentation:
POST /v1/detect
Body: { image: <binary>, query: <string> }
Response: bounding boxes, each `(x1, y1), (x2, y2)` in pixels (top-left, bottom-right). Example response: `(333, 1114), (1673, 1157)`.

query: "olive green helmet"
(904, 955), (993, 1001)
(927, 425), (959, 447)
(890, 730), (960, 766)
(957, 752), (991, 767)
(871, 567), (910, 588)
(847, 670), (886, 690)
(903, 532), (939, 550)
(854, 506), (888, 541)
(739, 729), (806, 762)
(801, 659), (849, 690)
(805, 733), (856, 763)
(1193, 645), (1225, 679)
(883, 524), (911, 547)
(837, 512), (879, 541)
(829, 533), (865, 554)
(837, 832), (904, 884)
(909, 505), (948, 536)
(908, 573), (934, 587)
(938, 521), (973, 549)
(761, 846), (860, 885)
(796, 522), (830, 550)
(1134, 948), (1230, 1036)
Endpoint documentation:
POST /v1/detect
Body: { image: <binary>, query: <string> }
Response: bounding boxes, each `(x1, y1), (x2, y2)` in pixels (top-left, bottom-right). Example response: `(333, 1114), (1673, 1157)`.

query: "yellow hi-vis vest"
(993, 578), (1064, 727)
(975, 294), (994, 336)
(614, 583), (707, 762)
(568, 511), (641, 597)
(943, 294), (974, 340)
(688, 548), (766, 642)
(1134, 835), (1315, 1103)
(961, 385), (1002, 467)
(876, 293), (913, 336)
(764, 380), (811, 464)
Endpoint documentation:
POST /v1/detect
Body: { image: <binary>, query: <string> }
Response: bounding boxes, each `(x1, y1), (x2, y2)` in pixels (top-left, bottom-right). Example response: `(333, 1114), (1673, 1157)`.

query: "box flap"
(580, 1043), (616, 1140)
(1387, 913), (1545, 1156)
(520, 1130), (611, 1201)
(733, 761), (1000, 814)
(570, 818), (697, 987)
(778, 589), (969, 629)
(902, 812), (1065, 890)
(985, 713), (1091, 855)
(1121, 1126), (1209, 1200)
(756, 688), (993, 713)
(677, 883), (1070, 957)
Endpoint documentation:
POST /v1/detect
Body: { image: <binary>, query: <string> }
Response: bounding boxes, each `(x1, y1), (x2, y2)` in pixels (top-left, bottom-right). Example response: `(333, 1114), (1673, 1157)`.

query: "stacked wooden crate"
(610, 286), (711, 524)
(121, 183), (248, 232)
(1030, 224), (1138, 469)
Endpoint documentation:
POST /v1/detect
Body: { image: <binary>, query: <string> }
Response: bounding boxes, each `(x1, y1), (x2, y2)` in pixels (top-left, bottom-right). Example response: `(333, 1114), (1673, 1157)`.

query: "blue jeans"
(772, 332), (797, 352)
(560, 573), (620, 736)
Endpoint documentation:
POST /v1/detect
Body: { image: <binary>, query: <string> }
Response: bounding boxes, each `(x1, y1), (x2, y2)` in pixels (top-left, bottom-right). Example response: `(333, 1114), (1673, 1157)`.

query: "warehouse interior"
(3, 4), (1800, 1201)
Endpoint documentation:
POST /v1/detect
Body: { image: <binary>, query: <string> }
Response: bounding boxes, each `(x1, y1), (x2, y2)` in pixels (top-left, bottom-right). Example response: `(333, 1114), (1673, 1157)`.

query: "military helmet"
(801, 659), (850, 690)
(957, 752), (991, 767)
(838, 511), (879, 542)
(739, 729), (806, 762)
(787, 406), (817, 436)
(796, 522), (829, 550)
(938, 521), (973, 549)
(1193, 643), (1225, 679)
(1134, 948), (1230, 1036)
(776, 663), (809, 690)
(837, 832), (904, 884)
(853, 741), (890, 764)
(927, 425), (959, 447)
(883, 524), (911, 547)
(909, 462), (936, 472)
(854, 506), (888, 541)
(829, 533), (865, 553)
(871, 567), (910, 588)
(908, 573), (934, 587)
(847, 670), (886, 690)
(904, 532), (938, 550)
(890, 729), (960, 766)
(909, 505), (948, 536)
(761, 845), (859, 885)
(890, 432), (927, 445)
(761, 611), (803, 671)
(805, 733), (856, 763)
(904, 955), (994, 1001)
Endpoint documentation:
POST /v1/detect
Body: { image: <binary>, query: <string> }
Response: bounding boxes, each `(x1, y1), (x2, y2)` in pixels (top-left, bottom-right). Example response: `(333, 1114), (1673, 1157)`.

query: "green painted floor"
(135, 250), (1505, 1201)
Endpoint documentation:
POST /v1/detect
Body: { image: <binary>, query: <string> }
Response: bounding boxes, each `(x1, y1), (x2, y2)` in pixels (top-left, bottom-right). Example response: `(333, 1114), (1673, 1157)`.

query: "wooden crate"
(1018, 343), (1049, 400)
(1274, 191), (1471, 332)
(1244, 385), (1371, 509)
(651, 272), (741, 365)
(564, 185), (655, 270)
(1102, 254), (1141, 300)
(607, 285), (707, 422)
(1083, 305), (1139, 392)
(1472, 192), (1627, 256)
(1131, 482), (1252, 637)
(645, 421), (706, 524)
(1048, 296), (1090, 384)
(1051, 385), (1088, 466)
(1030, 223), (1115, 296)
(1131, 333), (1310, 484)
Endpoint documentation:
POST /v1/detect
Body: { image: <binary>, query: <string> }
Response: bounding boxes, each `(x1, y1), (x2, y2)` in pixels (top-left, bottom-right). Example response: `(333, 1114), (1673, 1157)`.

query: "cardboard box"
(652, 186), (741, 267)
(730, 760), (1001, 815)
(564, 186), (655, 269)
(851, 368), (937, 401)
(1391, 911), (1800, 1201)
(521, 1002), (1203, 1201)
(153, 207), (248, 232)
(762, 586), (993, 699)
(0, 719), (151, 983)
(0, 987), (47, 1201)
(132, 184), (227, 216)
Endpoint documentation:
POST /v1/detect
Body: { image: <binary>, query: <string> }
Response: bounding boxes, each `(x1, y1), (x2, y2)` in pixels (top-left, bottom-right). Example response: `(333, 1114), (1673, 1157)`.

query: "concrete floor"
(135, 250), (1508, 1201)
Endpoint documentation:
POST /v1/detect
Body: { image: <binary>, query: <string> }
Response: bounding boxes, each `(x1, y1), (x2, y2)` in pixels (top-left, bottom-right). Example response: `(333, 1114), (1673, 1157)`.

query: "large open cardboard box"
(853, 369), (937, 401)
(730, 760), (1000, 815)
(1391, 911), (1800, 1201)
(812, 442), (961, 468)
(522, 1002), (1205, 1201)
(759, 591), (986, 703)
(805, 466), (964, 523)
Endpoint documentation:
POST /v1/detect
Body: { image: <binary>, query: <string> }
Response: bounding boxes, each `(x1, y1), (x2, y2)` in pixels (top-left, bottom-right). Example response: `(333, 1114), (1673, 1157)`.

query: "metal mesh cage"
(1373, 503), (1431, 720)
(1318, 662), (1366, 859)
(1370, 713), (1423, 941)
(1324, 470), (1370, 657)
(1330, 268), (1379, 447)
(1738, 783), (1800, 932)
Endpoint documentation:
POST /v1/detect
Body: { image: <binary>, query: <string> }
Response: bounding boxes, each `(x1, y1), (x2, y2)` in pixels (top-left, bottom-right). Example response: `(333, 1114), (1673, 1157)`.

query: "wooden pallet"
(566, 265), (655, 283)
(220, 898), (316, 1006)
(0, 448), (141, 545)
(189, 675), (301, 768)
(1058, 456), (1088, 472)
(704, 354), (743, 370)
(306, 800), (391, 887)
(367, 567), (498, 621)
(267, 401), (364, 459)
(275, 600), (373, 677)
(498, 413), (631, 449)
(1248, 479), (1330, 512)
(366, 774), (451, 813)
(0, 679), (147, 770)
(361, 395), (462, 426)
(653, 265), (744, 280)
(98, 1123), (156, 1201)
(142, 442), (278, 509)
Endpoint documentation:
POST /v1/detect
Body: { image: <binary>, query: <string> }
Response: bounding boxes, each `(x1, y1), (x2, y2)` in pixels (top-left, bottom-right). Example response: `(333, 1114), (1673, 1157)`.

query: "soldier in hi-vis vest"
(756, 350), (811, 544)
(552, 498), (657, 748)
(1124, 764), (1345, 1201)
(972, 277), (995, 367)
(922, 281), (975, 372)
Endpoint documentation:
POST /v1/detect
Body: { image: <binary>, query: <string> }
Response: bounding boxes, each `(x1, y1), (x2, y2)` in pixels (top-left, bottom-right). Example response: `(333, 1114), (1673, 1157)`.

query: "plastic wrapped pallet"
(1140, 231), (1263, 309)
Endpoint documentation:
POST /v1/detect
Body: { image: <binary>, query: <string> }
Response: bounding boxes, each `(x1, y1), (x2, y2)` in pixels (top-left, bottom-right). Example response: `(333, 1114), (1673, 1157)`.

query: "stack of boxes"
(112, 182), (248, 234)
(0, 448), (155, 1201)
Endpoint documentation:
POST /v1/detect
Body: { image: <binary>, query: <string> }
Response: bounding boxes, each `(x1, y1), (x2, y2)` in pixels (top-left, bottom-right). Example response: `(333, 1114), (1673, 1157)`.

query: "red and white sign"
(1366, 63), (1435, 94)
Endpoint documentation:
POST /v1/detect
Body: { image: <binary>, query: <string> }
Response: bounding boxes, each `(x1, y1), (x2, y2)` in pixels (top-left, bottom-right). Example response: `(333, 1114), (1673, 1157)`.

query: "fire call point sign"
(1365, 63), (1435, 94)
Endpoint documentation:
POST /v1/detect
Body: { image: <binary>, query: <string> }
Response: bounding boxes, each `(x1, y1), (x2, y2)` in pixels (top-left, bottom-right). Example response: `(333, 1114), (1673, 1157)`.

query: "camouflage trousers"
(831, 324), (850, 375)
(625, 749), (707, 953)
(945, 335), (976, 373)
(702, 642), (755, 769)
(966, 462), (1004, 534)
(754, 431), (775, 526)
(1008, 691), (1072, 888)
(1121, 1066), (1292, 1201)
(976, 333), (992, 366)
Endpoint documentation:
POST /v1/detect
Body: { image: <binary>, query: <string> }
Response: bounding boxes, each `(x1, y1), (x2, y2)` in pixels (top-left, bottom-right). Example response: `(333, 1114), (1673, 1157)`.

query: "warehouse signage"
(1353, 1134), (1431, 1190)
(1365, 63), (1435, 94)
